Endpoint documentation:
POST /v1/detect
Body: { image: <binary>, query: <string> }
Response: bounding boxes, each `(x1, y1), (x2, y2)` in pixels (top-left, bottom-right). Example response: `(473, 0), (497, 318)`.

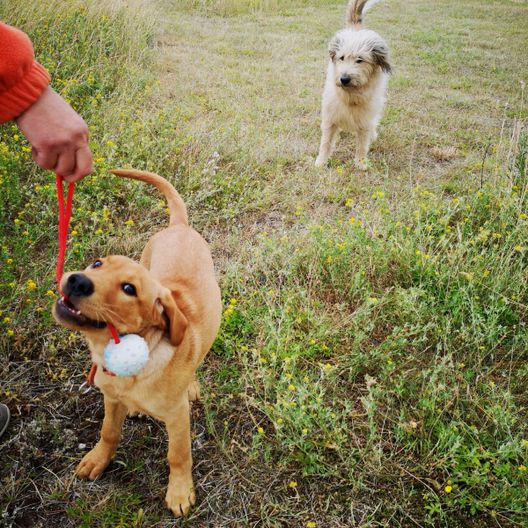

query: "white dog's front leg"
(316, 124), (339, 167)
(354, 127), (371, 171)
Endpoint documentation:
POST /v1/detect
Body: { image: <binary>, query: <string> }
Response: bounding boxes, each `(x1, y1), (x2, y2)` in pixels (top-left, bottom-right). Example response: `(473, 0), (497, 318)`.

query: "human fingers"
(54, 148), (76, 179)
(62, 145), (93, 183)
(32, 145), (58, 171)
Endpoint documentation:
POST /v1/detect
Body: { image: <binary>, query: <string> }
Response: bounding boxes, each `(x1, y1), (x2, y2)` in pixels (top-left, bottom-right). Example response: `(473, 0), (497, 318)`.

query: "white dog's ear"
(328, 36), (342, 61)
(371, 42), (391, 74)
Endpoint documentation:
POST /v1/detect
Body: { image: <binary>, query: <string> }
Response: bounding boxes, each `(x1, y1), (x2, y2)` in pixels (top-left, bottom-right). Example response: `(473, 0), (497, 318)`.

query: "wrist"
(1, 62), (50, 124)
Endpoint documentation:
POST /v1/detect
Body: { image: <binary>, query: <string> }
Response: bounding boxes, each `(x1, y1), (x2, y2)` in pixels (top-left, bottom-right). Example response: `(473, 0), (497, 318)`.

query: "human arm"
(0, 22), (92, 182)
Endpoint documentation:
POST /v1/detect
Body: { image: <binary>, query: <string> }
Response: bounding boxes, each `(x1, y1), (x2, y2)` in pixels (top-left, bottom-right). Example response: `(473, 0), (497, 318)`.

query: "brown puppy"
(53, 169), (221, 517)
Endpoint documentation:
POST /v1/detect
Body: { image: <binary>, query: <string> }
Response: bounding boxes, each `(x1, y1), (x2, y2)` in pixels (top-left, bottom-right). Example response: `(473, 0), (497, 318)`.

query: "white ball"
(103, 334), (149, 377)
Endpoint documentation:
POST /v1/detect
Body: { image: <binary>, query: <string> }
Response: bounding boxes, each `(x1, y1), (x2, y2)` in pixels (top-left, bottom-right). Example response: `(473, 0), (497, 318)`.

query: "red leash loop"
(55, 174), (74, 293)
(55, 174), (121, 385)
(54, 173), (120, 386)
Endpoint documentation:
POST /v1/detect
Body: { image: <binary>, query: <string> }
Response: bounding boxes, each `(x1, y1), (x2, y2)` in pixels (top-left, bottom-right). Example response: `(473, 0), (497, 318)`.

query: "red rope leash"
(55, 173), (120, 385)
(55, 174), (74, 293)
(107, 323), (120, 344)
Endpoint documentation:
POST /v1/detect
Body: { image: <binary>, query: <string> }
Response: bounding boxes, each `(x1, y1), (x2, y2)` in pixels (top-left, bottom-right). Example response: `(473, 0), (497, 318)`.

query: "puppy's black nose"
(340, 76), (351, 86)
(65, 273), (94, 297)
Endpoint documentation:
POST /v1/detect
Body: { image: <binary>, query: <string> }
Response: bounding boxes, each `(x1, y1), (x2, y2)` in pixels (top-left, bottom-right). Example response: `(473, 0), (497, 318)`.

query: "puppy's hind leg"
(315, 123), (339, 167)
(76, 397), (127, 480)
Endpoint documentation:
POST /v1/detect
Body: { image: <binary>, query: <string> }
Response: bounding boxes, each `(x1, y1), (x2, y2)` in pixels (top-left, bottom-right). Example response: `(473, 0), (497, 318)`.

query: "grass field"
(1, 0), (527, 526)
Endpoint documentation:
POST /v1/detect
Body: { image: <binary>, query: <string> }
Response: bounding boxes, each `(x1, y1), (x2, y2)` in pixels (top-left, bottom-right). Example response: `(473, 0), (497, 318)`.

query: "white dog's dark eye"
(356, 58), (364, 63)
(122, 283), (137, 296)
(92, 260), (103, 268)
(339, 55), (345, 61)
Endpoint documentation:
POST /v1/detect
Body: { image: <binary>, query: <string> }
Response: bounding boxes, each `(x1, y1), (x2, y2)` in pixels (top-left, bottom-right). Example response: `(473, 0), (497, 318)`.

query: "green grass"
(1, 0), (527, 526)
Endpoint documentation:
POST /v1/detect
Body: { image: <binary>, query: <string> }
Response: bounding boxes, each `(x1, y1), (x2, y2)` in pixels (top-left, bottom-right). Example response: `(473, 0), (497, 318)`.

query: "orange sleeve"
(0, 22), (50, 123)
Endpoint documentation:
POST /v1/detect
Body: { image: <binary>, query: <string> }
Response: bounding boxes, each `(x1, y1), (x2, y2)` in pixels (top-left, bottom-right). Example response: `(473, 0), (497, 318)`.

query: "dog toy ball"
(103, 334), (149, 377)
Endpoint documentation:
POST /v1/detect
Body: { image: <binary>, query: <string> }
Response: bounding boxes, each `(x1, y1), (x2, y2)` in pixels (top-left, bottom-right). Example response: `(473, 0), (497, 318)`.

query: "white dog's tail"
(346, 0), (382, 28)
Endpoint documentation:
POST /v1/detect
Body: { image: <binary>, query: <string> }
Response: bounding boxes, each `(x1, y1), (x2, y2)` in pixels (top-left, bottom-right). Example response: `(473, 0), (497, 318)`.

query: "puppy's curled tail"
(346, 0), (382, 28)
(110, 169), (188, 227)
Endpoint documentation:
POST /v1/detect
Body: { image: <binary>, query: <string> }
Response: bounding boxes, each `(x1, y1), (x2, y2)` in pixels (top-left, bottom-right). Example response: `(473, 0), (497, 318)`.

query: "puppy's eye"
(92, 260), (103, 268)
(339, 55), (345, 61)
(122, 283), (137, 296)
(356, 58), (364, 63)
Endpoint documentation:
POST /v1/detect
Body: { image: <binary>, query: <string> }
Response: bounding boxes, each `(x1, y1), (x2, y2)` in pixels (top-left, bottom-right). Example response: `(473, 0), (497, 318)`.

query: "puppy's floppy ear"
(371, 42), (392, 74)
(328, 36), (342, 61)
(155, 287), (188, 346)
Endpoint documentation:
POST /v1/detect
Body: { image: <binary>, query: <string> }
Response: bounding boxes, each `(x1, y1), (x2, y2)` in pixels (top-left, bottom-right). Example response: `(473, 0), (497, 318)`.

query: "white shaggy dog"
(315, 0), (391, 170)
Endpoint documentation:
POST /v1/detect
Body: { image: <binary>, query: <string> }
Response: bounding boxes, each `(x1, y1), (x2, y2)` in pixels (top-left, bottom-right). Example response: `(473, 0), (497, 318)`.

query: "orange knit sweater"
(0, 22), (50, 123)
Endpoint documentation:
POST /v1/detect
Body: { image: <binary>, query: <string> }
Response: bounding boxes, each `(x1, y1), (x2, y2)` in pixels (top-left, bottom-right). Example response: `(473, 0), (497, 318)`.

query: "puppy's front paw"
(165, 479), (196, 517)
(76, 444), (113, 480)
(354, 158), (369, 171)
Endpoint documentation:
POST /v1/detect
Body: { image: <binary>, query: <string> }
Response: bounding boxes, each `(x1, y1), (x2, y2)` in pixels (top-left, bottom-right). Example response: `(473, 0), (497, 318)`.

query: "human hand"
(15, 86), (93, 182)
